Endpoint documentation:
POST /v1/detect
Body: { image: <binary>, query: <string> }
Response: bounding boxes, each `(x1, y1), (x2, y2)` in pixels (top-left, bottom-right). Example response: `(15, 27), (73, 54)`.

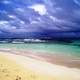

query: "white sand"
(0, 52), (80, 80)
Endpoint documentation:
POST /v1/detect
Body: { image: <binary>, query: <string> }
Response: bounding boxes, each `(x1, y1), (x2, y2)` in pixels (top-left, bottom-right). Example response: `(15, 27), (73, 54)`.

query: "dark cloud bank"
(0, 0), (80, 40)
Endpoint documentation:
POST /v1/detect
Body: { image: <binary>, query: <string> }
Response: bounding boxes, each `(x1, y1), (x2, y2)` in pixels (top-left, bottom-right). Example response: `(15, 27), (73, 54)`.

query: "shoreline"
(0, 49), (80, 80)
(0, 48), (80, 68)
(0, 51), (80, 80)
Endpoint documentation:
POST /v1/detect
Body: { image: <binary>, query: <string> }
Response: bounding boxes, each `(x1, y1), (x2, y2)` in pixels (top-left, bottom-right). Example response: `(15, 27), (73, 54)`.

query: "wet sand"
(4, 49), (80, 68)
(0, 49), (80, 80)
(0, 48), (80, 68)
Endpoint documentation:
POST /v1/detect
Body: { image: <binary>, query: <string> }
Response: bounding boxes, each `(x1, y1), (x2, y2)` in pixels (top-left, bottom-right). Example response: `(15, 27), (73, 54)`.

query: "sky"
(0, 0), (80, 39)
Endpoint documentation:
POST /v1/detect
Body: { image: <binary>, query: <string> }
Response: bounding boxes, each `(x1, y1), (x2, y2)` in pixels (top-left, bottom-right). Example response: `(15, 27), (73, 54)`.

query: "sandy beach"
(0, 49), (80, 80)
(1, 48), (80, 68)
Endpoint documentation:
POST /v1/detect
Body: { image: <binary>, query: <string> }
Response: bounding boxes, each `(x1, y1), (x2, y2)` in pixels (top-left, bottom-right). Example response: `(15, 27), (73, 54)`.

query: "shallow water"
(0, 43), (80, 57)
(0, 42), (80, 68)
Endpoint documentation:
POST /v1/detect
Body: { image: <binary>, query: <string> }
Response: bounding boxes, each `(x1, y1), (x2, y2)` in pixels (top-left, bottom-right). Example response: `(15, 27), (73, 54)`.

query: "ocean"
(0, 42), (80, 57)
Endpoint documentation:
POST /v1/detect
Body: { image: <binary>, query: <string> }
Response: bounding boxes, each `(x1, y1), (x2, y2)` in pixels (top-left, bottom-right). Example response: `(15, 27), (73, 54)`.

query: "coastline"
(0, 50), (80, 80)
(0, 48), (80, 68)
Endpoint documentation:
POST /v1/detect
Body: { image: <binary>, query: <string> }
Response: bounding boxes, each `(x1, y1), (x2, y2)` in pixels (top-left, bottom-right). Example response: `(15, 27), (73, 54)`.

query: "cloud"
(8, 15), (17, 19)
(15, 7), (25, 12)
(0, 0), (80, 38)
(0, 21), (8, 25)
(74, 0), (80, 6)
(28, 4), (47, 15)
(1, 0), (11, 4)
(0, 21), (16, 31)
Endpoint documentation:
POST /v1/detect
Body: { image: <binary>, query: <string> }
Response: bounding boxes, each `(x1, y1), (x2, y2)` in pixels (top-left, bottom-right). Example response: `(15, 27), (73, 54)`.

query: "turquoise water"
(0, 43), (80, 57)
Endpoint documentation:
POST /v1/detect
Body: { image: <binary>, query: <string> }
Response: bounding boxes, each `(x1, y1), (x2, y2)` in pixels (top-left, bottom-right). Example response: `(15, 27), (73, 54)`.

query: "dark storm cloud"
(0, 0), (80, 38)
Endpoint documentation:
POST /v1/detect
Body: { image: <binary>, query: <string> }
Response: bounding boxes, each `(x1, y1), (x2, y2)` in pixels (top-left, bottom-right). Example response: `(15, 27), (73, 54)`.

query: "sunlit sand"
(0, 51), (80, 80)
